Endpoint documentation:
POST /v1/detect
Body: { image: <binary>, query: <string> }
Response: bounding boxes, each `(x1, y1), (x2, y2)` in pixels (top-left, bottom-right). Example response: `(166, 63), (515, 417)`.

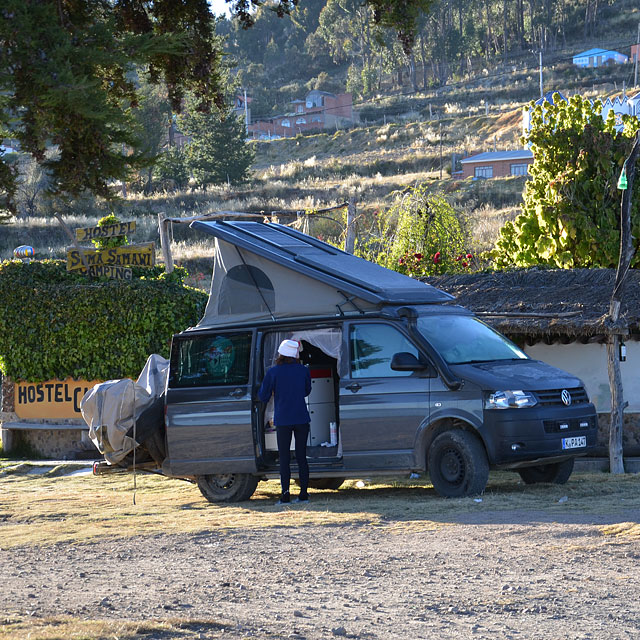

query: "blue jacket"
(259, 362), (311, 426)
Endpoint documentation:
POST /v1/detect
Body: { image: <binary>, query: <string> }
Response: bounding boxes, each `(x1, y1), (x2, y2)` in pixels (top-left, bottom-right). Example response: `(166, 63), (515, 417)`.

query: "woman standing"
(259, 339), (311, 504)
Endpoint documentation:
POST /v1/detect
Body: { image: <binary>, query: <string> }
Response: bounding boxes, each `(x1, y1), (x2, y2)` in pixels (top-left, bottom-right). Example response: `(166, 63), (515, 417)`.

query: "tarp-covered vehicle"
(83, 221), (598, 501)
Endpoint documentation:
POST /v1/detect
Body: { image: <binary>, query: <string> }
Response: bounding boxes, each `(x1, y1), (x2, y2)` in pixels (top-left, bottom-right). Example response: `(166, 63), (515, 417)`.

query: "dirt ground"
(2, 502), (640, 639)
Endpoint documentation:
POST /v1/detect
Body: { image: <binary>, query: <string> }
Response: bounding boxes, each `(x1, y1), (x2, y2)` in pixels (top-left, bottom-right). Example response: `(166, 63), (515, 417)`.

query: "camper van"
(155, 221), (598, 502)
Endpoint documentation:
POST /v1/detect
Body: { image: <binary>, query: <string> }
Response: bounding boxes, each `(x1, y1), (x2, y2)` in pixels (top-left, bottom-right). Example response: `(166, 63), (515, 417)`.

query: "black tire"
(428, 430), (489, 498)
(517, 458), (575, 485)
(307, 477), (345, 490)
(197, 473), (259, 503)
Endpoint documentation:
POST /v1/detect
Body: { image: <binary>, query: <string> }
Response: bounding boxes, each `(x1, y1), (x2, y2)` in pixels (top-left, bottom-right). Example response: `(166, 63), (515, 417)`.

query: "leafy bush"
(0, 260), (207, 382)
(357, 184), (473, 277)
(493, 94), (640, 269)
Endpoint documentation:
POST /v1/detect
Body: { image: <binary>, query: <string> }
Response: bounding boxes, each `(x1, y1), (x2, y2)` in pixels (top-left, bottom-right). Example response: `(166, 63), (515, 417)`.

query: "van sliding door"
(339, 322), (430, 469)
(165, 330), (257, 475)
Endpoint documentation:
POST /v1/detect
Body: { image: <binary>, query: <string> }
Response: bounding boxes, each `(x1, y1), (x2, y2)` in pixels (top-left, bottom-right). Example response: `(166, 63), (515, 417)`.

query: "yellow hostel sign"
(15, 379), (102, 419)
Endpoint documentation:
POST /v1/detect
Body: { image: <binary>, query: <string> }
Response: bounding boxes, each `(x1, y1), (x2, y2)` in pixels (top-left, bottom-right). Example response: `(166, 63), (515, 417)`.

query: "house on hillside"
(459, 149), (533, 179)
(425, 269), (640, 455)
(248, 91), (354, 139)
(572, 48), (628, 68)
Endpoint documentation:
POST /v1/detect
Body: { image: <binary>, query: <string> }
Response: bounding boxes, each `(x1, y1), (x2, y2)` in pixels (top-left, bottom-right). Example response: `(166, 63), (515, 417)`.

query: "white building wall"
(525, 342), (640, 413)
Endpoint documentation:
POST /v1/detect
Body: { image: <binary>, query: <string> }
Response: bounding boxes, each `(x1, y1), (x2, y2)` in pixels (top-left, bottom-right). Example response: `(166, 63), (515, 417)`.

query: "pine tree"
(180, 102), (255, 189)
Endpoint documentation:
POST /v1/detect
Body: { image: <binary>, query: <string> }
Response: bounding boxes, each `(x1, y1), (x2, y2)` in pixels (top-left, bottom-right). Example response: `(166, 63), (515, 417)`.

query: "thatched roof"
(424, 269), (640, 343)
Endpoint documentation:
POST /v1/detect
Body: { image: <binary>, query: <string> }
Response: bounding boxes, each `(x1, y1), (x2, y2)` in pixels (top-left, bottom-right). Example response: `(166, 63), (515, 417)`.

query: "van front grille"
(535, 387), (589, 406)
(543, 416), (595, 434)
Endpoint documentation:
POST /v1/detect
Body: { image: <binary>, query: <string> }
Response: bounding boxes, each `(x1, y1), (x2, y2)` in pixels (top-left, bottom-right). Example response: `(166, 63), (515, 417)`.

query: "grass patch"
(0, 616), (229, 640)
(1, 467), (639, 550)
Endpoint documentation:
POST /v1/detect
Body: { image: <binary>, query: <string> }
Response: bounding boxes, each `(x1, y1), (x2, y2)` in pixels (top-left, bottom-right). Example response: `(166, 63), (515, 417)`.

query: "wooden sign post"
(66, 220), (154, 279)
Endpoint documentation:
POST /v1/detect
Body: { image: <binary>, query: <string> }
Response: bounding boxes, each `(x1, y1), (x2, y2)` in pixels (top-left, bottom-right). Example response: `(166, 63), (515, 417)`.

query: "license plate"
(562, 436), (586, 450)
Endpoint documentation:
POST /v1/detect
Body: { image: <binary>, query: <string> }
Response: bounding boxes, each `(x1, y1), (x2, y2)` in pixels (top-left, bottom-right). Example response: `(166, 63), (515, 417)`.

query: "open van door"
(164, 330), (257, 476)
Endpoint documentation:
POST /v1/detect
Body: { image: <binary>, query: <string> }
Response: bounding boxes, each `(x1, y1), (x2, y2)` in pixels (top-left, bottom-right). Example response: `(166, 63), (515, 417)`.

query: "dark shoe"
(277, 493), (291, 505)
(295, 495), (309, 503)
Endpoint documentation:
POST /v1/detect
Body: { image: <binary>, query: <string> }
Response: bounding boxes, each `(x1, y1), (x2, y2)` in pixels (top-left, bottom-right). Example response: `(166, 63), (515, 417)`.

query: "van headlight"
(485, 390), (537, 409)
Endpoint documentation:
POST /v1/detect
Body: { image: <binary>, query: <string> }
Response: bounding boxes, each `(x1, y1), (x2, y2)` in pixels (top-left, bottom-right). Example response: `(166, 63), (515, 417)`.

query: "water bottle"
(329, 421), (337, 446)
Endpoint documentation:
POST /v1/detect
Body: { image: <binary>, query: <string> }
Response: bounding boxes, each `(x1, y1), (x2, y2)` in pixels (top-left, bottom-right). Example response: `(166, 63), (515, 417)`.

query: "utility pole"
(634, 22), (640, 88)
(539, 50), (543, 98)
(243, 88), (249, 136)
(439, 123), (443, 180)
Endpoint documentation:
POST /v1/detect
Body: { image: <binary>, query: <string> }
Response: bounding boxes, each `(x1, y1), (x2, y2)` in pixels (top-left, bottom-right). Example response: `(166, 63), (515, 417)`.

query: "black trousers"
(276, 423), (310, 495)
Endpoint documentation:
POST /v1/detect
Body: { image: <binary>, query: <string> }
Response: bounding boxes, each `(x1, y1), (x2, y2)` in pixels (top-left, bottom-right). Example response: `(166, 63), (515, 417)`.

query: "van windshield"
(417, 315), (527, 364)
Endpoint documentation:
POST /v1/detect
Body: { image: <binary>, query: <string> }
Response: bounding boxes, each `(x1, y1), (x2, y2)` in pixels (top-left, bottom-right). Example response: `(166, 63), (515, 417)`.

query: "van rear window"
(169, 332), (252, 387)
(417, 315), (527, 364)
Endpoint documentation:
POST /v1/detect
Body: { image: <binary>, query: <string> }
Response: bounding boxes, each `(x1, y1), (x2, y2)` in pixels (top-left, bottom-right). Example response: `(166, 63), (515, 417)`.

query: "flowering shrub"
(359, 185), (472, 277)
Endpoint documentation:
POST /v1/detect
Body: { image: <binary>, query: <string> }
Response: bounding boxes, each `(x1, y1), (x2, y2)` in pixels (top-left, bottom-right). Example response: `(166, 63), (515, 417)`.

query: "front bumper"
(481, 403), (598, 467)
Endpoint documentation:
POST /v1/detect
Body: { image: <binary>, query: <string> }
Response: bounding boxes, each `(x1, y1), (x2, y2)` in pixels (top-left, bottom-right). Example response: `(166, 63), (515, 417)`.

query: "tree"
(493, 94), (640, 269)
(0, 0), (432, 214)
(179, 100), (255, 189)
(0, 0), (223, 213)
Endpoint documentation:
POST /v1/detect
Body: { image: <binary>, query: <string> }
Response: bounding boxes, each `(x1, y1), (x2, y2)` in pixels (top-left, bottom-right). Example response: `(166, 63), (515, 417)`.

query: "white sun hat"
(278, 339), (300, 358)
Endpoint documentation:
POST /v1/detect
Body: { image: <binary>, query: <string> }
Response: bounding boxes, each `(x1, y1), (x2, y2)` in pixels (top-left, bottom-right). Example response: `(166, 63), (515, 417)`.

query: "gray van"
(154, 221), (598, 501)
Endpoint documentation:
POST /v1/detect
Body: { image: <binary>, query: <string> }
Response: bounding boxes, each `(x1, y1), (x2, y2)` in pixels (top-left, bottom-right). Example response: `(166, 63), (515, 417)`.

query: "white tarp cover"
(80, 354), (169, 464)
(197, 238), (378, 328)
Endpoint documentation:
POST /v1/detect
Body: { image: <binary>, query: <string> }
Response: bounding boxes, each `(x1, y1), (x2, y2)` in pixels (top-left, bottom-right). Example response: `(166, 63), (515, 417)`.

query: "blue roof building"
(572, 48), (628, 68)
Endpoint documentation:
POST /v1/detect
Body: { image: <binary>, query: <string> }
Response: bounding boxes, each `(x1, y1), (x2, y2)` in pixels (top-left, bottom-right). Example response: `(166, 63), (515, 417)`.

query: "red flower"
(414, 252), (423, 260)
(455, 255), (461, 262)
(462, 261), (469, 268)
(466, 253), (473, 259)
(433, 252), (441, 264)
(399, 258), (404, 265)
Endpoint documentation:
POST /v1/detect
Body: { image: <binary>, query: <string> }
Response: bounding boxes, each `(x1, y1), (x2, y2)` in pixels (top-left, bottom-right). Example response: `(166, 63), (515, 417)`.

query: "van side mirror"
(391, 352), (430, 372)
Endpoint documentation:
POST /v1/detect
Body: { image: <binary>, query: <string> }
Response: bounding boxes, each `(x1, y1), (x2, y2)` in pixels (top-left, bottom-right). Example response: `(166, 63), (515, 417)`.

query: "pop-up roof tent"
(191, 220), (453, 328)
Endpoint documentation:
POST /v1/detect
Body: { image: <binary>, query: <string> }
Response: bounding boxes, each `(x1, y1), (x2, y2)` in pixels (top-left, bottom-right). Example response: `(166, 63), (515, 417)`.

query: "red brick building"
(460, 149), (533, 179)
(248, 90), (354, 139)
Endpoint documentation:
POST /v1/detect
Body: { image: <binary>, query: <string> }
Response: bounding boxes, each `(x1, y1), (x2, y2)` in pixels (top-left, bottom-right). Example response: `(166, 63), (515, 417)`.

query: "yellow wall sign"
(66, 242), (155, 272)
(15, 379), (102, 419)
(75, 221), (136, 242)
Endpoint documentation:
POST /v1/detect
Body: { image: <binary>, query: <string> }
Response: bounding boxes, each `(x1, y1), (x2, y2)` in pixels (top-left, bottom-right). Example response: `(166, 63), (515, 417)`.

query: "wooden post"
(158, 212), (174, 274)
(54, 213), (92, 279)
(607, 132), (640, 474)
(345, 198), (356, 254)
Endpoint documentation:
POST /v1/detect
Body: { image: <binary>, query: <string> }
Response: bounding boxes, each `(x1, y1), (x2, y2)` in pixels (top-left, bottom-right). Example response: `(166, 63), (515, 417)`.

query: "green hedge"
(0, 260), (208, 382)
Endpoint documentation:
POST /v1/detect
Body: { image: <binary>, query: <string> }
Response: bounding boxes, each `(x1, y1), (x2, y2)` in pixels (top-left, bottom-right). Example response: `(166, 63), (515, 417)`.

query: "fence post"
(158, 212), (174, 274)
(345, 198), (356, 254)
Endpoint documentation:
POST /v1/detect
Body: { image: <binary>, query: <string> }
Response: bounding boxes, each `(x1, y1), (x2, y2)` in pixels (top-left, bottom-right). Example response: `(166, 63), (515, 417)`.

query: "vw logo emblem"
(561, 389), (572, 406)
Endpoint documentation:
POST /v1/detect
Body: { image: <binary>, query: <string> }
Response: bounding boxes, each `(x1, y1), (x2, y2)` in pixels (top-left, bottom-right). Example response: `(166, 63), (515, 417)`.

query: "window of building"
(510, 163), (529, 176)
(297, 105), (304, 113)
(474, 166), (493, 178)
(281, 119), (290, 128)
(295, 117), (307, 125)
(311, 116), (322, 123)
(349, 324), (418, 378)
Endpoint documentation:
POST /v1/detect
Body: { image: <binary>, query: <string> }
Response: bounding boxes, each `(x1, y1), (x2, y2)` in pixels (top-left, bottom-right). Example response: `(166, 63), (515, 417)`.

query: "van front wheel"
(428, 430), (489, 498)
(197, 473), (259, 503)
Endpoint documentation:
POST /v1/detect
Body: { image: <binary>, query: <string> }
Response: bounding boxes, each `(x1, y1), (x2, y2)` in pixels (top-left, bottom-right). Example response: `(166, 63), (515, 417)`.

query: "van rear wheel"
(517, 458), (574, 485)
(197, 473), (258, 503)
(428, 430), (489, 498)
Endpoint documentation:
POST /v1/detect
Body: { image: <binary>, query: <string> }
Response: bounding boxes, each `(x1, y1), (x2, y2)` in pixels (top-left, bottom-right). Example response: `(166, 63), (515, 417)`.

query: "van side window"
(169, 333), (252, 388)
(350, 324), (418, 378)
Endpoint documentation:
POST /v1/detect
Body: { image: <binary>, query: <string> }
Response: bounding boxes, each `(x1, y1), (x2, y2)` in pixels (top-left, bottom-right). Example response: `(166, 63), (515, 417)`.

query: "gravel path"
(2, 509), (640, 639)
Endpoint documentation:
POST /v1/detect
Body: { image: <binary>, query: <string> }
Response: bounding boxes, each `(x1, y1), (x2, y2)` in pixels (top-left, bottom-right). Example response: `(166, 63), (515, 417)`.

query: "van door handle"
(230, 388), (245, 397)
(345, 383), (361, 393)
